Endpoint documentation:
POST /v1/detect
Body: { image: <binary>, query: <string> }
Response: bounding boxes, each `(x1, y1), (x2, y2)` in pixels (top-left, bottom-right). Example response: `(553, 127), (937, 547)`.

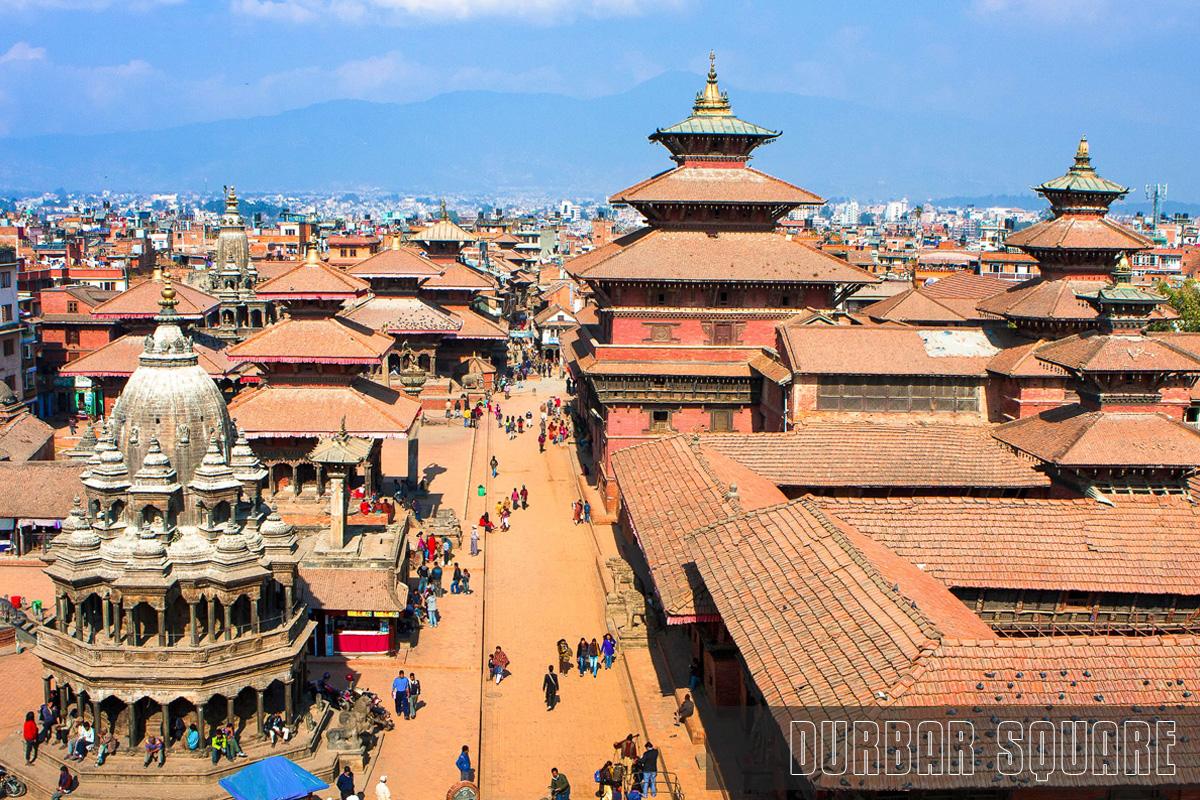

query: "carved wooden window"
(709, 409), (734, 432)
(67, 301), (79, 314)
(65, 328), (80, 345)
(647, 324), (673, 343)
(712, 323), (734, 346)
(649, 409), (672, 432)
(816, 376), (979, 413)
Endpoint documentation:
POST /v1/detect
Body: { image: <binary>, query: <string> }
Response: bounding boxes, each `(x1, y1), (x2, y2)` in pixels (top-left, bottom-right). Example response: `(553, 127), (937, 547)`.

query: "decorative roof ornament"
(1033, 135), (1129, 213)
(692, 50), (732, 117)
(224, 184), (239, 214)
(439, 198), (449, 221)
(1071, 135), (1092, 175)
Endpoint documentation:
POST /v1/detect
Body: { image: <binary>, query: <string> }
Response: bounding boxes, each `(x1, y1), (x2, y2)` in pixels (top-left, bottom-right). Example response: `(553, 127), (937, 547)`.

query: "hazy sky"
(0, 0), (1195, 139)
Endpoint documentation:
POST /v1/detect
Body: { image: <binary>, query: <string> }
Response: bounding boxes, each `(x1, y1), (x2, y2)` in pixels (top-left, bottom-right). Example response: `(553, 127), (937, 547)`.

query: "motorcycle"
(0, 765), (27, 798)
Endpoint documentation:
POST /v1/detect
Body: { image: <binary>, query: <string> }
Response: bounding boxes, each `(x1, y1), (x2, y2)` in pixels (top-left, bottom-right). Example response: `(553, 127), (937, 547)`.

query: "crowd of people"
(406, 528), (472, 632)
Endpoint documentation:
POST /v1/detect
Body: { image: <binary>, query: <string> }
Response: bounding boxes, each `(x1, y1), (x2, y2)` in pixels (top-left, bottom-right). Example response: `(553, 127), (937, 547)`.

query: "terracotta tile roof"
(227, 378), (419, 439)
(922, 270), (1012, 300)
(254, 257), (369, 299)
(975, 277), (1105, 321)
(816, 495), (1200, 593)
(690, 498), (1200, 789)
(701, 423), (1049, 489)
(60, 332), (234, 378)
(609, 165), (823, 206)
(441, 304), (508, 340)
(690, 500), (950, 707)
(862, 287), (972, 324)
(747, 352), (791, 384)
(227, 316), (394, 364)
(1006, 214), (1153, 251)
(532, 303), (575, 327)
(91, 278), (218, 320)
(299, 566), (407, 613)
(994, 405), (1200, 468)
(412, 218), (475, 244)
(0, 413), (55, 463)
(610, 435), (786, 621)
(1036, 330), (1200, 373)
(346, 246), (442, 279)
(325, 235), (379, 247)
(343, 296), (462, 334)
(985, 338), (1061, 377)
(0, 462), (86, 518)
(779, 325), (1008, 376)
(568, 228), (877, 285)
(421, 261), (498, 291)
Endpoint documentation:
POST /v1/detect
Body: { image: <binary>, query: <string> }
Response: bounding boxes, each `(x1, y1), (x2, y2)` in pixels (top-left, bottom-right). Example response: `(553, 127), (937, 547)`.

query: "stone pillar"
(126, 606), (137, 645)
(43, 676), (51, 705)
(114, 601), (122, 643)
(327, 466), (348, 550)
(197, 700), (207, 747)
(129, 701), (139, 749)
(93, 697), (101, 732)
(73, 598), (83, 640)
(188, 602), (198, 647)
(58, 684), (68, 716)
(157, 607), (167, 646)
(407, 430), (420, 488)
(255, 689), (264, 737)
(284, 679), (294, 723)
(225, 695), (235, 726)
(285, 584), (295, 615)
(161, 701), (170, 746)
(101, 598), (112, 642)
(223, 605), (233, 641)
(207, 599), (216, 644)
(250, 597), (260, 634)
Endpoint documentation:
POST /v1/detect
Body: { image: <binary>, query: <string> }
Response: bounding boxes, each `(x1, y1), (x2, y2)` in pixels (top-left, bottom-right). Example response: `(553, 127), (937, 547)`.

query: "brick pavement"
(477, 381), (644, 800)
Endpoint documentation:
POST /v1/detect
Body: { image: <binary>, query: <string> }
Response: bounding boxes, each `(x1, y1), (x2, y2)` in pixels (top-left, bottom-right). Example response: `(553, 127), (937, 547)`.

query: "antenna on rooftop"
(1145, 183), (1168, 230)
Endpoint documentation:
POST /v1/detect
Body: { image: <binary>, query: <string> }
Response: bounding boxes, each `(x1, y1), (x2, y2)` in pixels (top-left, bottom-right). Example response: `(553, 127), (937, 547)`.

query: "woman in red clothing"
(22, 710), (39, 764)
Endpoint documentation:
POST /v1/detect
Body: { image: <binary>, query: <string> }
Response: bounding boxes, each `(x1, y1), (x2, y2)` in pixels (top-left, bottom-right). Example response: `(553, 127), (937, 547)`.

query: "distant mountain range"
(0, 72), (1194, 203)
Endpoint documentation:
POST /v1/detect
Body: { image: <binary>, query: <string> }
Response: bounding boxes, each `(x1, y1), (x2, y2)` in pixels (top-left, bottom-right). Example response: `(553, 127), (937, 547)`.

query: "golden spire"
(152, 265), (163, 282)
(1112, 251), (1133, 284)
(304, 235), (320, 265)
(692, 50), (731, 116)
(1070, 134), (1093, 174)
(159, 271), (177, 312)
(391, 233), (402, 251)
(224, 184), (238, 213)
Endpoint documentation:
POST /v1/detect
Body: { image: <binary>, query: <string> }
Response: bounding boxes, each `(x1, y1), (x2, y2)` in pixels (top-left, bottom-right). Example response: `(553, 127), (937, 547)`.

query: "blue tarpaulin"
(218, 755), (329, 800)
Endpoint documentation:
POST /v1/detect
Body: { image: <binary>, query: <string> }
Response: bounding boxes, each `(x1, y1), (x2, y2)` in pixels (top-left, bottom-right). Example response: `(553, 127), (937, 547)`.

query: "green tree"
(1155, 279), (1200, 331)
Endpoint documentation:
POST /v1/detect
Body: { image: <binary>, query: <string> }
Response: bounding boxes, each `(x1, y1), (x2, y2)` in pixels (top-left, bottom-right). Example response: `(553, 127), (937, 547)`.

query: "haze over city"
(1, 0), (1198, 201)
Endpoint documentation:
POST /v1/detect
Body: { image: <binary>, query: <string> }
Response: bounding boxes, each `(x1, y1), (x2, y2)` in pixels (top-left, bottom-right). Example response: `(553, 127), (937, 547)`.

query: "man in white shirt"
(374, 775), (392, 800)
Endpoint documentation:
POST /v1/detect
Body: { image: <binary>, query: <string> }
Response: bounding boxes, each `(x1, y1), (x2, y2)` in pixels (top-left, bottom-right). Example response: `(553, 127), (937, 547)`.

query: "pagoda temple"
(226, 239), (421, 501)
(566, 54), (876, 504)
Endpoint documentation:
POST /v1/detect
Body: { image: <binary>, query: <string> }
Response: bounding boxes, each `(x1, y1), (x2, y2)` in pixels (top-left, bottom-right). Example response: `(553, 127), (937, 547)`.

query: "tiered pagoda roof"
(254, 241), (369, 301)
(91, 271), (219, 320)
(228, 378), (420, 440)
(346, 237), (443, 279)
(226, 315), (393, 365)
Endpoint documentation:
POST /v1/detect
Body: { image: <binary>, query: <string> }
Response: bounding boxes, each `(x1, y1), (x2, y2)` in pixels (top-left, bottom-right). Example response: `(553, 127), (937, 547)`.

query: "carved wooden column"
(255, 689), (265, 737)
(188, 602), (199, 647)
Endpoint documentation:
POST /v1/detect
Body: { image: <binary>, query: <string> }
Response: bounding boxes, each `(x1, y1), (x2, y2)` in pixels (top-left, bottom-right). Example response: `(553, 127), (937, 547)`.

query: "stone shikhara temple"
(29, 278), (348, 794)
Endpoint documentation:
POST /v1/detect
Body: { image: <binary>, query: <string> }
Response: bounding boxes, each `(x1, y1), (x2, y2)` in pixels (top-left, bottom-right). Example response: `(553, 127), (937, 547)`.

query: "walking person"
(490, 646), (510, 684)
(451, 563), (462, 594)
(543, 665), (560, 711)
(408, 673), (421, 719)
(462, 568), (473, 594)
(601, 634), (616, 670)
(426, 590), (440, 628)
(391, 670), (410, 718)
(469, 525), (479, 556)
(576, 637), (588, 676)
(456, 745), (473, 782)
(38, 700), (56, 744)
(583, 500), (592, 523)
(520, 485), (528, 509)
(442, 536), (452, 565)
(374, 775), (392, 800)
(588, 637), (601, 677)
(490, 455), (499, 478)
(22, 710), (38, 765)
(572, 501), (582, 525)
